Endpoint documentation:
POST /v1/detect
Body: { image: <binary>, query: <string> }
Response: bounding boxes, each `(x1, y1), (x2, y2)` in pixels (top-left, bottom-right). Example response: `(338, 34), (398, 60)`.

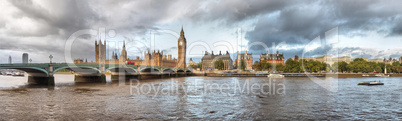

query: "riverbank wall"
(199, 73), (402, 78)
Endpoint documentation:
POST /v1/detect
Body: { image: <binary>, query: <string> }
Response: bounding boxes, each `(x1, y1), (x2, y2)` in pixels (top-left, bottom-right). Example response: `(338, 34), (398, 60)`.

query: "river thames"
(0, 74), (401, 120)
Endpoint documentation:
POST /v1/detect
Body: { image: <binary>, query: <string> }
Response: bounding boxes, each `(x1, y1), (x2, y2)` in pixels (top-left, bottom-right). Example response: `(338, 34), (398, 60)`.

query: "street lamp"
(29, 58), (32, 63)
(49, 55), (53, 63)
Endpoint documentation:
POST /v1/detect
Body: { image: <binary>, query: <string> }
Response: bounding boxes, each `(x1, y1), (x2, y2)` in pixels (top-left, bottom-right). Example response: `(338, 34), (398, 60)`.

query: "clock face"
(179, 41), (183, 45)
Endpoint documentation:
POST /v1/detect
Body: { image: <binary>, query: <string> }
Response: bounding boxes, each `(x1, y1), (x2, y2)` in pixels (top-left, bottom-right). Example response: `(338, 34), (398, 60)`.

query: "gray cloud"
(0, 0), (401, 63)
(0, 0), (191, 63)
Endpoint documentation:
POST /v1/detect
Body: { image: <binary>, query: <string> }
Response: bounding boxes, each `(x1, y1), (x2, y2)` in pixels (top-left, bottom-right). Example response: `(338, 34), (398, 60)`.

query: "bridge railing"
(0, 63), (192, 73)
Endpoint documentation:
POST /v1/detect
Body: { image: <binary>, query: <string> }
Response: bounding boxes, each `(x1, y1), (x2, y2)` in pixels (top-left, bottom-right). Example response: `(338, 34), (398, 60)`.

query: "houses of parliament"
(75, 27), (187, 69)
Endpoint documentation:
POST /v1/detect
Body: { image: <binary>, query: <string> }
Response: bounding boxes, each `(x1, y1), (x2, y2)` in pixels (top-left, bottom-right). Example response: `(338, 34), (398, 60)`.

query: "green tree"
(197, 63), (202, 69)
(253, 61), (261, 71)
(189, 64), (198, 70)
(300, 59), (327, 72)
(284, 59), (302, 73)
(385, 64), (392, 73)
(348, 58), (370, 73)
(353, 58), (365, 62)
(262, 62), (272, 71)
(240, 59), (246, 71)
(284, 59), (295, 72)
(377, 63), (385, 73)
(392, 61), (400, 66)
(338, 61), (349, 73)
(326, 64), (331, 72)
(331, 62), (339, 72)
(214, 59), (224, 70)
(374, 66), (382, 73)
(276, 64), (285, 72)
(389, 61), (401, 73)
(253, 61), (272, 71)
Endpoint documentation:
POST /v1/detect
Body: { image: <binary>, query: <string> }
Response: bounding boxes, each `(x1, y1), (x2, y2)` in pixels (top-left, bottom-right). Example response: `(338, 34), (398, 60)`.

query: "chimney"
(212, 51), (214, 55)
(219, 51), (222, 55)
(277, 51), (279, 56)
(266, 51), (269, 55)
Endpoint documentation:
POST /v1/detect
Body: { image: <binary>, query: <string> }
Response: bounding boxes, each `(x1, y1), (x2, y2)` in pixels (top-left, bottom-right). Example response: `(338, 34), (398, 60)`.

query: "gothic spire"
(180, 25), (184, 37)
(123, 40), (126, 48)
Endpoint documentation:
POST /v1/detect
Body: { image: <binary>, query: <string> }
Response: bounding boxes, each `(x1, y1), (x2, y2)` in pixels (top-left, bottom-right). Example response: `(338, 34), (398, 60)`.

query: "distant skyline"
(0, 0), (402, 63)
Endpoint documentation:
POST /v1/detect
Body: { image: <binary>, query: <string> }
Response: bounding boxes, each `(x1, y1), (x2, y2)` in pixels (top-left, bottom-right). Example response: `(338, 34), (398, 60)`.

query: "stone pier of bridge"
(27, 63), (55, 86)
(74, 64), (106, 83)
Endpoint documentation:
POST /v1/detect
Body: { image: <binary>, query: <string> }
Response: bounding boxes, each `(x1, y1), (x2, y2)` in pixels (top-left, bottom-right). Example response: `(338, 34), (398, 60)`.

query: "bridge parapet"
(0, 63), (192, 85)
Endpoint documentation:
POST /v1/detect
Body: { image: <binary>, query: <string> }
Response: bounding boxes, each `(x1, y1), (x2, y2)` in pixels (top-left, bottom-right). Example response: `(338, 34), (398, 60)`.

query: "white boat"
(377, 66), (390, 77)
(5, 72), (13, 76)
(267, 73), (284, 78)
(369, 81), (384, 85)
(375, 74), (389, 77)
(12, 72), (24, 77)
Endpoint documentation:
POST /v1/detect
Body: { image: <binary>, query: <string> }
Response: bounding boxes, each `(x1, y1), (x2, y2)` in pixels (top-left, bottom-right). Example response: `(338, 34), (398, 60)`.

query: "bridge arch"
(53, 66), (101, 75)
(106, 67), (137, 74)
(176, 69), (185, 72)
(140, 67), (161, 72)
(162, 68), (175, 73)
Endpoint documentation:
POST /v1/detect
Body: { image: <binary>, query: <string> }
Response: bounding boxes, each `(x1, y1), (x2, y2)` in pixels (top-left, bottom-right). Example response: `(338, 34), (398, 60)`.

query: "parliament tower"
(178, 27), (187, 69)
(95, 39), (106, 63)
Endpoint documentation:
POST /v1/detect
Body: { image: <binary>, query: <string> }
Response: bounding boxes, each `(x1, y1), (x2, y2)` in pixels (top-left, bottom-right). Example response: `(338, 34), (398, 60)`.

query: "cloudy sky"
(0, 0), (402, 63)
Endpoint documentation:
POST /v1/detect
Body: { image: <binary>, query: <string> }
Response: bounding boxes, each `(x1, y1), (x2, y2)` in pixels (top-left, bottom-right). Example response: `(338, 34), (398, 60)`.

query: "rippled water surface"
(0, 74), (401, 120)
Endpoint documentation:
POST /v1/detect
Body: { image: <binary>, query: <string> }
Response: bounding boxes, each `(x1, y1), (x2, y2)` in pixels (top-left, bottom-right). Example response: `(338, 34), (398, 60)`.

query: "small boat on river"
(267, 73), (284, 78)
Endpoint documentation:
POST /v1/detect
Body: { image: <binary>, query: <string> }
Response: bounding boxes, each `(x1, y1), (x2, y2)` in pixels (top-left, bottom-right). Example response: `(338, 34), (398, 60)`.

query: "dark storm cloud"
(243, 0), (402, 56)
(188, 0), (300, 25)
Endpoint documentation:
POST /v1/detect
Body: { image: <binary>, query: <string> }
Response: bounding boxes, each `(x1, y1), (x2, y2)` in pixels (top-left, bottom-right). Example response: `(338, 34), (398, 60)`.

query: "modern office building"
(22, 53), (28, 64)
(8, 56), (12, 64)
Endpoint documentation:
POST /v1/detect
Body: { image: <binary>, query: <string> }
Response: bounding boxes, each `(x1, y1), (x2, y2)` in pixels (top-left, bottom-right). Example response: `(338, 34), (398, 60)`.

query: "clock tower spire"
(178, 26), (187, 69)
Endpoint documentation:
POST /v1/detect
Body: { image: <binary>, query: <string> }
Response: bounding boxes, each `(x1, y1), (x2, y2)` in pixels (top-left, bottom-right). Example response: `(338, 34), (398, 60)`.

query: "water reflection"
(0, 74), (401, 120)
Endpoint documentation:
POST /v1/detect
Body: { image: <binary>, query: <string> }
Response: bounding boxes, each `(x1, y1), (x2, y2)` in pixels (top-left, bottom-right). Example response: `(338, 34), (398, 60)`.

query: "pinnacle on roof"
(180, 26), (184, 36)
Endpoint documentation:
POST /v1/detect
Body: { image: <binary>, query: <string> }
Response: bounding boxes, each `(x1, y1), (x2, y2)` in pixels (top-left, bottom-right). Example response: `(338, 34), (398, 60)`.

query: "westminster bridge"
(0, 63), (192, 85)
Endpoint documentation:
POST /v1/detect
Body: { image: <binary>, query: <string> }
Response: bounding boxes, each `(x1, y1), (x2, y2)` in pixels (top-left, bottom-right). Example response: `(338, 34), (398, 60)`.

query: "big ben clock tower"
(178, 26), (187, 69)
